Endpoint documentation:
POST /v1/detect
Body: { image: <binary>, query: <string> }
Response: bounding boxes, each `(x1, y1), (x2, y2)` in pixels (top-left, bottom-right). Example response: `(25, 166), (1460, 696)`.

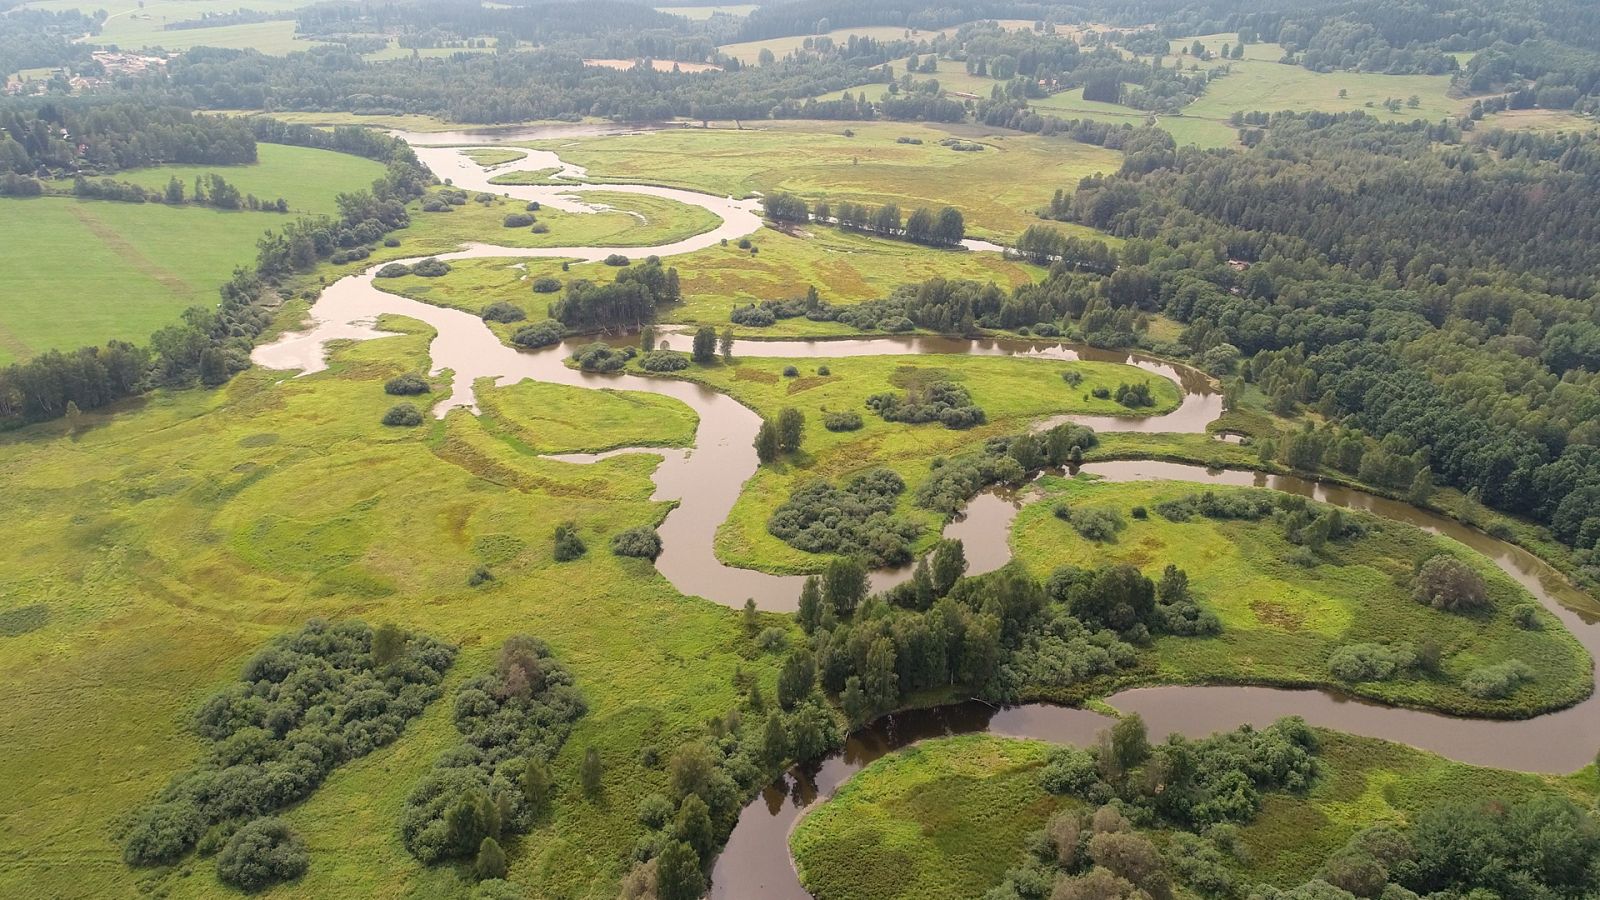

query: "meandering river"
(252, 133), (1600, 899)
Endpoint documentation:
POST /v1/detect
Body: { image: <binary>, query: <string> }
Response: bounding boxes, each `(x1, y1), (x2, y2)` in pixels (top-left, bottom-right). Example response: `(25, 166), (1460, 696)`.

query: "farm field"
(791, 731), (1597, 900)
(0, 144), (384, 364)
(520, 120), (1122, 242)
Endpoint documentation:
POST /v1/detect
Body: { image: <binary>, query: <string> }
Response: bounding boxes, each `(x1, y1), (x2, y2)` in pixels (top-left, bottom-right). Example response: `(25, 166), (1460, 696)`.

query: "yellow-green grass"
(717, 24), (962, 65)
(476, 375), (699, 454)
(1479, 107), (1600, 134)
(374, 225), (1050, 338)
(658, 3), (757, 19)
(635, 353), (1181, 575)
(790, 731), (1596, 900)
(212, 109), (472, 131)
(792, 735), (1066, 900)
(519, 120), (1122, 242)
(0, 316), (788, 899)
(1010, 477), (1590, 717)
(463, 147), (529, 167)
(1182, 59), (1466, 123)
(42, 0), (323, 54)
(362, 40), (502, 62)
(88, 142), (387, 216)
(0, 146), (385, 364)
(1169, 33), (1286, 62)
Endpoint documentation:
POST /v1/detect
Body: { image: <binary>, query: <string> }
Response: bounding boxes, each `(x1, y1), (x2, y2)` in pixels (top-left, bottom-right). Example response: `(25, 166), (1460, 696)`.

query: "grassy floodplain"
(375, 224), (1050, 337)
(0, 144), (385, 364)
(630, 353), (1181, 574)
(1011, 476), (1590, 716)
(518, 120), (1122, 241)
(0, 318), (783, 899)
(790, 732), (1598, 900)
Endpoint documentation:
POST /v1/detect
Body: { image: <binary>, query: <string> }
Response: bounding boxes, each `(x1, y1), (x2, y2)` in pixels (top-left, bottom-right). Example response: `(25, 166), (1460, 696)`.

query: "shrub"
(420, 198), (451, 212)
(511, 321), (563, 349)
(530, 223), (549, 234)
(639, 351), (690, 372)
(481, 301), (526, 323)
(737, 238), (752, 249)
(385, 373), (430, 396)
(817, 365), (830, 376)
(1328, 643), (1416, 682)
(603, 254), (630, 266)
(531, 276), (562, 293)
(1131, 506), (1147, 519)
(1069, 506), (1125, 542)
(383, 237), (401, 247)
(1462, 659), (1533, 699)
(756, 627), (789, 653)
(611, 526), (663, 560)
(1510, 603), (1542, 629)
(468, 566), (494, 587)
(376, 262), (411, 278)
(1411, 555), (1490, 613)
(410, 257), (451, 277)
(215, 818), (308, 891)
(525, 201), (541, 211)
(1114, 382), (1155, 408)
(823, 411), (863, 432)
(502, 213), (535, 228)
(122, 621), (454, 866)
(783, 365), (800, 377)
(383, 403), (424, 427)
(1091, 386), (1111, 399)
(572, 343), (630, 372)
(553, 523), (586, 561)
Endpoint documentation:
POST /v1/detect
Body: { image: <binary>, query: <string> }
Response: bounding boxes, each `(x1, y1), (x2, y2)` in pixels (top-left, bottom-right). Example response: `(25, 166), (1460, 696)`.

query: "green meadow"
(518, 121), (1122, 241)
(635, 353), (1181, 575)
(790, 731), (1597, 900)
(1010, 476), (1590, 716)
(0, 145), (384, 365)
(0, 319), (785, 899)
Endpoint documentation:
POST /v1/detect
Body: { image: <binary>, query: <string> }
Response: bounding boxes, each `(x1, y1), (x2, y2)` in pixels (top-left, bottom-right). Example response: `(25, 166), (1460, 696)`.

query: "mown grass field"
(637, 353), (1181, 575)
(1010, 477), (1590, 717)
(0, 145), (384, 365)
(790, 731), (1597, 900)
(716, 24), (963, 64)
(375, 224), (1049, 337)
(25, 0), (330, 54)
(520, 121), (1122, 242)
(658, 4), (757, 20)
(0, 318), (786, 899)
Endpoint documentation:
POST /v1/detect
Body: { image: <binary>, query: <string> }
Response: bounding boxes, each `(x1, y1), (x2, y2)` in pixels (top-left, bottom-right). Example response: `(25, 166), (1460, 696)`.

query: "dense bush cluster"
(548, 257), (679, 332)
(610, 526), (663, 560)
(916, 423), (1097, 514)
(215, 817), (308, 891)
(553, 522), (586, 561)
(510, 320), (563, 349)
(866, 381), (986, 429)
(401, 635), (585, 864)
(638, 350), (690, 372)
(571, 342), (634, 373)
(481, 301), (526, 323)
(767, 468), (918, 568)
(531, 276), (562, 293)
(1411, 555), (1490, 613)
(1328, 642), (1418, 683)
(384, 373), (430, 396)
(1048, 562), (1219, 641)
(382, 403), (423, 427)
(822, 410), (863, 432)
(120, 621), (454, 869)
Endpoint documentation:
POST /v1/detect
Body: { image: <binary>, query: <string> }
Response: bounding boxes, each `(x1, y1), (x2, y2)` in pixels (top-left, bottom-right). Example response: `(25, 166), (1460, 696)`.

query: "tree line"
(0, 99), (258, 175)
(763, 191), (966, 248)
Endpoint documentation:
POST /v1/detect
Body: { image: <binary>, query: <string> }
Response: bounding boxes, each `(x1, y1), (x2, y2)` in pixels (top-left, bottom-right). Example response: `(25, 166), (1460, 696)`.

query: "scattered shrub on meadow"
(1461, 659), (1533, 699)
(1068, 506), (1125, 542)
(1114, 382), (1155, 408)
(571, 343), (633, 372)
(481, 301), (526, 323)
(376, 262), (411, 278)
(384, 373), (430, 396)
(1328, 643), (1417, 682)
(410, 257), (451, 277)
(1510, 603), (1542, 629)
(120, 621), (455, 867)
(531, 276), (562, 293)
(468, 565), (494, 587)
(782, 365), (800, 377)
(756, 627), (789, 654)
(383, 403), (424, 427)
(553, 523), (586, 561)
(823, 410), (863, 432)
(531, 223), (549, 234)
(502, 212), (535, 228)
(603, 254), (630, 266)
(511, 321), (563, 349)
(215, 817), (308, 891)
(611, 526), (663, 560)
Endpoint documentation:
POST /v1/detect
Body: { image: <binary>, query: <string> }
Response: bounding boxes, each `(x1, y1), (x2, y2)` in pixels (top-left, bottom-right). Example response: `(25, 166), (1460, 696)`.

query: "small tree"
(777, 649), (816, 710)
(797, 575), (823, 633)
(521, 759), (552, 817)
(777, 407), (804, 454)
(754, 419), (781, 464)
(581, 747), (603, 797)
(720, 327), (735, 362)
(1412, 555), (1489, 613)
(553, 523), (586, 561)
(474, 837), (508, 881)
(215, 818), (309, 891)
(742, 598), (760, 634)
(823, 556), (867, 616)
(673, 794), (715, 859)
(692, 325), (717, 363)
(371, 623), (407, 667)
(655, 840), (705, 900)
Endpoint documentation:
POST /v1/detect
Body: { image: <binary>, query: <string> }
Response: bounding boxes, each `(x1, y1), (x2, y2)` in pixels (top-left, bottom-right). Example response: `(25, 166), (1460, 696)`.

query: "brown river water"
(251, 136), (1600, 898)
